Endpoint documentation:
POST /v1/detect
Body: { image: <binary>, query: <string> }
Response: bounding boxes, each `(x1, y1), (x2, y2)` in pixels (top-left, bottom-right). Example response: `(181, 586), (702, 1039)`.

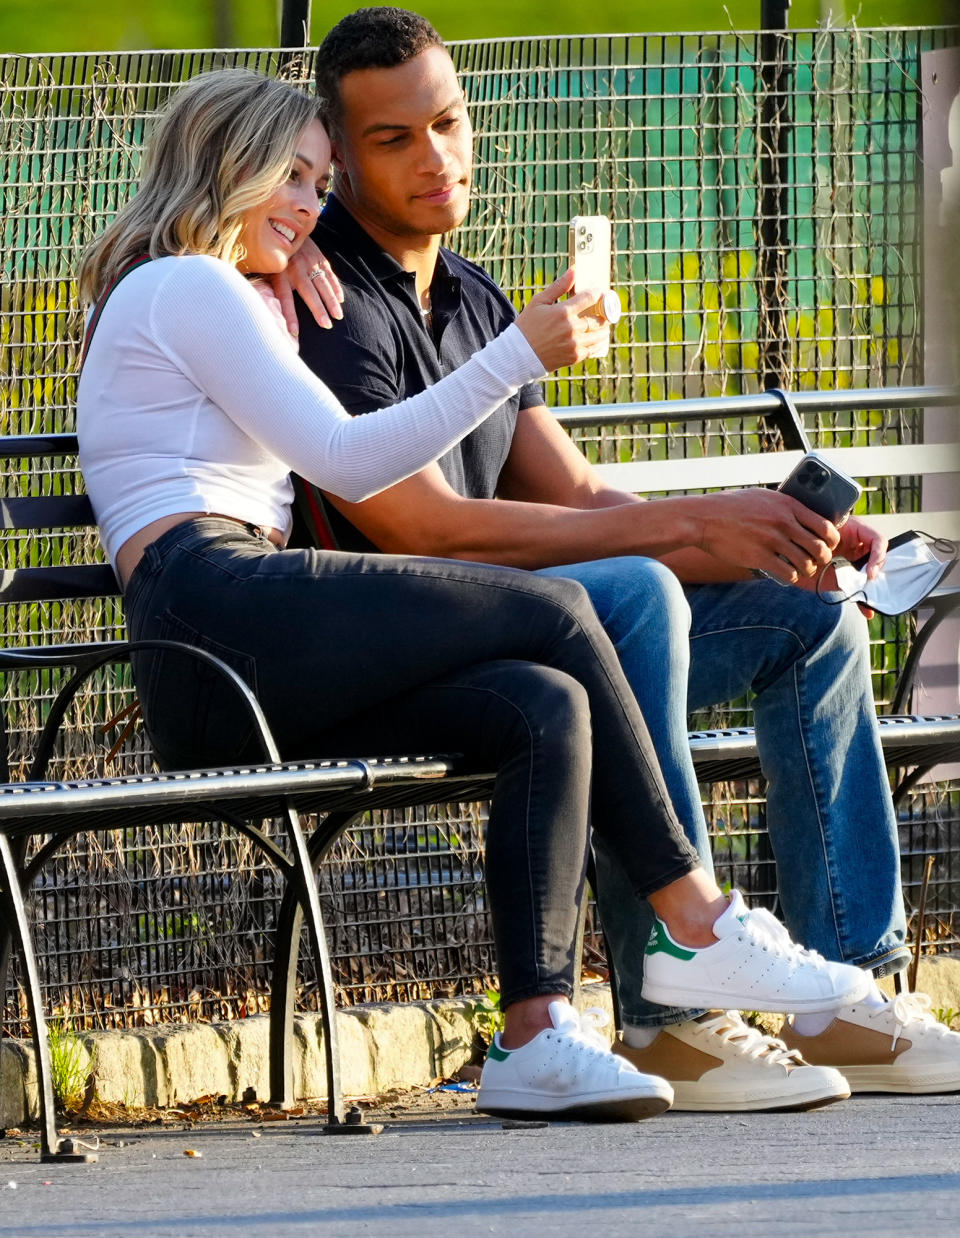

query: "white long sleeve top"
(77, 254), (544, 566)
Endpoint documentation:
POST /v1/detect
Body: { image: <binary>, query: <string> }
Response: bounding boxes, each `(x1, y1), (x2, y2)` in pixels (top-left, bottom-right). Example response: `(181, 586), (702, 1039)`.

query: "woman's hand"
(266, 238), (344, 337)
(514, 269), (610, 371)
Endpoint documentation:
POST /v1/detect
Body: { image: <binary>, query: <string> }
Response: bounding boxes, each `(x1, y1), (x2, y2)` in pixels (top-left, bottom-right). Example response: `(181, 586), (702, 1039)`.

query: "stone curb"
(0, 993), (503, 1128)
(3, 959), (959, 1128)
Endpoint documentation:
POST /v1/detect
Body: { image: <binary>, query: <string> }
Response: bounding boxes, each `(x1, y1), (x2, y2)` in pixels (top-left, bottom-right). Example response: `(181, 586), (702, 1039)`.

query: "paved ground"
(1, 1091), (958, 1237)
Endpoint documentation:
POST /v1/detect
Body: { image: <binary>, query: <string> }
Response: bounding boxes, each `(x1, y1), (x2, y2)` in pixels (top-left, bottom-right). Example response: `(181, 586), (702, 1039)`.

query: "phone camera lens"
(798, 462), (827, 490)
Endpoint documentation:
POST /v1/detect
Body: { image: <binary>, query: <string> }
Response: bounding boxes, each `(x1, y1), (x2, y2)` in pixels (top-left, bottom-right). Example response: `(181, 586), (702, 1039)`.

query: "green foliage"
(0, 0), (952, 56)
(47, 1020), (94, 1112)
(933, 1007), (959, 1029)
(473, 989), (505, 1045)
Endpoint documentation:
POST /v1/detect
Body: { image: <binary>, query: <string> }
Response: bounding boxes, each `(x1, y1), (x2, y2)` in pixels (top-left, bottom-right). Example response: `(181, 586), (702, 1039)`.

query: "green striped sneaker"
(476, 1000), (674, 1122)
(641, 890), (870, 1014)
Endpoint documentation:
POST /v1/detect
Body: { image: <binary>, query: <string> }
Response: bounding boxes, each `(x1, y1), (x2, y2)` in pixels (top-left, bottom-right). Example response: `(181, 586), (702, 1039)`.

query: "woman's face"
(237, 119), (331, 274)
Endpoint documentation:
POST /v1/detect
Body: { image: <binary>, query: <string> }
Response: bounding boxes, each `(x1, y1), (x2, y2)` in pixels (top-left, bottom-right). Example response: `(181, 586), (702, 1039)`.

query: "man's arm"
(325, 401), (852, 582)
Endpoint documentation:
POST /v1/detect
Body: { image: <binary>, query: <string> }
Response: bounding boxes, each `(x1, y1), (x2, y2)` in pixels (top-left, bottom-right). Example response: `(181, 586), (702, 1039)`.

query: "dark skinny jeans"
(124, 518), (700, 1008)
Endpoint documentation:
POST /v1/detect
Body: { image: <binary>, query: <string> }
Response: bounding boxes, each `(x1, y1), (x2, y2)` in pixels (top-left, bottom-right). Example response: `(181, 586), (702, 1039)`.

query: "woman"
(77, 68), (864, 1122)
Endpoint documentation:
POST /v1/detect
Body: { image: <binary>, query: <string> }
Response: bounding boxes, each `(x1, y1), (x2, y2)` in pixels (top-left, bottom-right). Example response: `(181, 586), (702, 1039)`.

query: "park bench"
(555, 384), (960, 801)
(0, 430), (500, 1160)
(2, 385), (959, 1163)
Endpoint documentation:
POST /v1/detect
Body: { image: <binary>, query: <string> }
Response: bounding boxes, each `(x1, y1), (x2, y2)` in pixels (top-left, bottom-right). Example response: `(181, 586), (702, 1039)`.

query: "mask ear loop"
(921, 532), (959, 565)
(815, 560), (866, 607)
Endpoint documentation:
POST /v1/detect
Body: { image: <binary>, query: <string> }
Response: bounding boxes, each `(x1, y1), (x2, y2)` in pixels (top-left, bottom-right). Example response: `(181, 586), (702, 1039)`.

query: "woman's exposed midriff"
(115, 512), (284, 589)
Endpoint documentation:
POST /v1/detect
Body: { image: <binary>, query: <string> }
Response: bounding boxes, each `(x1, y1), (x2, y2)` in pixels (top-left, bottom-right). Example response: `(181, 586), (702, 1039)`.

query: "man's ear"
(330, 138), (347, 172)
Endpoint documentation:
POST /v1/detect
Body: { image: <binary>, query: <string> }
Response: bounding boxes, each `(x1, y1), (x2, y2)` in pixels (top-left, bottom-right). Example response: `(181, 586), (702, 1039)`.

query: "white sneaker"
(641, 890), (870, 1014)
(614, 1011), (850, 1111)
(476, 1001), (674, 1121)
(780, 991), (960, 1093)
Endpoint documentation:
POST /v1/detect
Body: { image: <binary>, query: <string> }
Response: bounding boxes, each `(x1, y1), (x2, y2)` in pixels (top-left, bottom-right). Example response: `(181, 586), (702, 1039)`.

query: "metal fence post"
(758, 0), (792, 407)
(280, 0), (311, 49)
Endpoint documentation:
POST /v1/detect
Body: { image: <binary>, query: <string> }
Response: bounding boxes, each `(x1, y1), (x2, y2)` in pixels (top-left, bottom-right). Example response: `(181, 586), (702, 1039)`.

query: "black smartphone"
(778, 452), (862, 526)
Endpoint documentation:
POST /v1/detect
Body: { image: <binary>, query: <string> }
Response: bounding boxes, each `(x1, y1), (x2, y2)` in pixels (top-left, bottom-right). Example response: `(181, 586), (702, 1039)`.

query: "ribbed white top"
(77, 254), (543, 566)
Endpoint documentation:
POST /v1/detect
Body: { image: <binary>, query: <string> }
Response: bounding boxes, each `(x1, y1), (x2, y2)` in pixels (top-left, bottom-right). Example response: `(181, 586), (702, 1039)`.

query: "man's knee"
(633, 557), (691, 626)
(555, 556), (692, 637)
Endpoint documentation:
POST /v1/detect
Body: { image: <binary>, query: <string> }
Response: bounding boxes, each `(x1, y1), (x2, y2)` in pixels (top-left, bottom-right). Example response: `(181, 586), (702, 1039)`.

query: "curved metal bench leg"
(270, 808), (368, 1130)
(0, 835), (96, 1163)
(892, 763), (938, 809)
(0, 839), (25, 1016)
(269, 889), (305, 1108)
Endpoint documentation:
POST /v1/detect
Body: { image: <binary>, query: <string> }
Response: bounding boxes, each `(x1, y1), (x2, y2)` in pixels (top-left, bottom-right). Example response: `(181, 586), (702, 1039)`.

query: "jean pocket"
(134, 610), (263, 770)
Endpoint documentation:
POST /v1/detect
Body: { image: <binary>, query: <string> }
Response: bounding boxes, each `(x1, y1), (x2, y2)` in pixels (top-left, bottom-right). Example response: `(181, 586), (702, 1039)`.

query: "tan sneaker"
(780, 992), (960, 1093)
(613, 1011), (850, 1111)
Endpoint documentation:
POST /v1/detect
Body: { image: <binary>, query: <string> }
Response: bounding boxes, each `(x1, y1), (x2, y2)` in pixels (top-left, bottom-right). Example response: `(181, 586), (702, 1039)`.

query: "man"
(295, 6), (960, 1108)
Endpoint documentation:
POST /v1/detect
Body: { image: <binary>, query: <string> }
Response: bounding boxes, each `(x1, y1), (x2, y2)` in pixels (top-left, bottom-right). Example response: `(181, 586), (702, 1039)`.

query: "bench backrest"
(559, 387), (960, 543)
(0, 436), (117, 609)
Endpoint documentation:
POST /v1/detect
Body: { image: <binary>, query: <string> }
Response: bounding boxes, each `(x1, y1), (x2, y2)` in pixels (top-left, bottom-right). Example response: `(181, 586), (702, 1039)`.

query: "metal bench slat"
(0, 563), (119, 603)
(594, 443), (960, 496)
(0, 434), (79, 459)
(0, 757), (495, 841)
(688, 714), (960, 784)
(0, 494), (96, 530)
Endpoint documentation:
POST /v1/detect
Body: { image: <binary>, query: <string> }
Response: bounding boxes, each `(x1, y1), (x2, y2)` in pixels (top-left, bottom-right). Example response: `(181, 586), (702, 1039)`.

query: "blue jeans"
(539, 557), (910, 1028)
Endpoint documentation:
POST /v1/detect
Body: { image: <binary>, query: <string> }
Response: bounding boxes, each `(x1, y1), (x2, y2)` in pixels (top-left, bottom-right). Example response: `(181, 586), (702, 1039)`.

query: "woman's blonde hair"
(78, 68), (321, 303)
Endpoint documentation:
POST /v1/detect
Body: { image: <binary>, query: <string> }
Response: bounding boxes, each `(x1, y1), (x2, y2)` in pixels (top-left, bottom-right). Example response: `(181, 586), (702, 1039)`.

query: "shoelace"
(575, 1007), (613, 1052)
(744, 906), (832, 970)
(875, 991), (949, 1050)
(694, 1011), (803, 1066)
(548, 1006), (614, 1058)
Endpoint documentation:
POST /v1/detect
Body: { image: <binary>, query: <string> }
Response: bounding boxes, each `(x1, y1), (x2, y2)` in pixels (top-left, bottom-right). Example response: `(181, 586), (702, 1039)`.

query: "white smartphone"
(569, 214), (614, 358)
(569, 215), (612, 295)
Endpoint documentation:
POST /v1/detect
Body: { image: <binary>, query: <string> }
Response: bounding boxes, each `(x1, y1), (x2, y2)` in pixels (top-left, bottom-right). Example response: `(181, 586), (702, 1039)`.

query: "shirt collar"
(320, 194), (411, 286)
(320, 193), (462, 325)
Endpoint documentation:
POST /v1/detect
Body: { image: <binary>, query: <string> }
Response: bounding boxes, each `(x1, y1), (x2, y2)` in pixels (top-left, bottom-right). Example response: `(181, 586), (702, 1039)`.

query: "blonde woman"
(77, 68), (865, 1123)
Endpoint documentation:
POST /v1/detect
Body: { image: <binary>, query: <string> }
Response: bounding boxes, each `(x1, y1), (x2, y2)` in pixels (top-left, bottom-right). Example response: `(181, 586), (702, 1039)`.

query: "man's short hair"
(315, 7), (445, 138)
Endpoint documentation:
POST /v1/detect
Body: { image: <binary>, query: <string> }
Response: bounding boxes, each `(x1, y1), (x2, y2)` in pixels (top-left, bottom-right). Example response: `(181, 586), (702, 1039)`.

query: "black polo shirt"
(294, 194), (543, 551)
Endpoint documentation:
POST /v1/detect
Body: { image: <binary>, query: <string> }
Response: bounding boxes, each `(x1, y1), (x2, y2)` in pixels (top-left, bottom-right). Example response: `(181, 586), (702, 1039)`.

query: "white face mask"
(823, 531), (957, 616)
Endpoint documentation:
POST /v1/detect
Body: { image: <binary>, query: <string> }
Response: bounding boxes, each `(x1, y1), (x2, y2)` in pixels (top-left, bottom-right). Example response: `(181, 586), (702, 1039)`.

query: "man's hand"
(820, 514), (887, 618)
(835, 514), (887, 580)
(695, 488), (839, 584)
(267, 238), (344, 337)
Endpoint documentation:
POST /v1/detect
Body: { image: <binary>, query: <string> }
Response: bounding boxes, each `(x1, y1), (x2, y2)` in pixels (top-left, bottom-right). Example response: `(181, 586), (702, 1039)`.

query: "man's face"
(331, 46), (472, 248)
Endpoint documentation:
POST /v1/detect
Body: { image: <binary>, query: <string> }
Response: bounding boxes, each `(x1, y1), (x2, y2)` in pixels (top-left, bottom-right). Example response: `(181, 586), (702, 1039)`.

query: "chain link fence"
(2, 26), (958, 1032)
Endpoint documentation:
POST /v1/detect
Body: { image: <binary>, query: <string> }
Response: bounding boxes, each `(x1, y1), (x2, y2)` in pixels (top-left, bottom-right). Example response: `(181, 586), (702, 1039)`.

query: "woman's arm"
(151, 257), (600, 504)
